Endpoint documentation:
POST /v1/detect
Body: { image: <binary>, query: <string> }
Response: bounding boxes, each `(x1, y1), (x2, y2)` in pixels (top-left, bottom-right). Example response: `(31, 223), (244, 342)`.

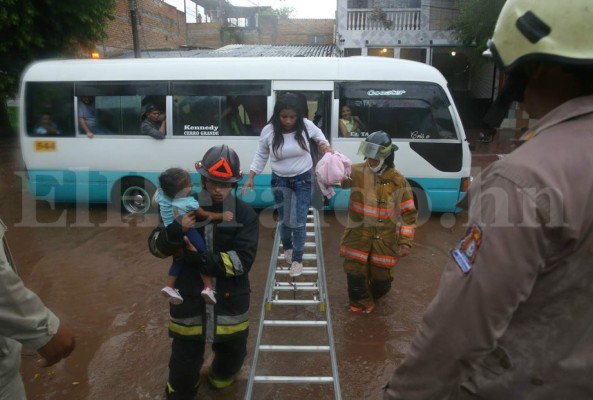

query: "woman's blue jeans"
(271, 171), (312, 263)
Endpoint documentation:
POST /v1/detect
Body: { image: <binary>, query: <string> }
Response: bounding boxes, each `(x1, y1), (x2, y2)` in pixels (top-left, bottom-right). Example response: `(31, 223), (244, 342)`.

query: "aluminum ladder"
(244, 208), (342, 399)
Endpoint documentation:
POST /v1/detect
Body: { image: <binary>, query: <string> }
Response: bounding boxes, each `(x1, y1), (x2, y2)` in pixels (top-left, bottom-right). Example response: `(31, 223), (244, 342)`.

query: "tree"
(0, 0), (116, 136)
(449, 0), (506, 60)
(260, 5), (295, 20)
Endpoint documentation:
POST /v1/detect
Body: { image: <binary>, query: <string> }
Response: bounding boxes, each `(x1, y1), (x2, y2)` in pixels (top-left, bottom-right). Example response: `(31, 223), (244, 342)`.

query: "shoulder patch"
(450, 225), (482, 274)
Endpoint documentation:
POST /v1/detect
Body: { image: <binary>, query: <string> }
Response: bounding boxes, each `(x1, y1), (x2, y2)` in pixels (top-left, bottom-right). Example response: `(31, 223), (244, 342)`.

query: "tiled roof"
(115, 44), (338, 58)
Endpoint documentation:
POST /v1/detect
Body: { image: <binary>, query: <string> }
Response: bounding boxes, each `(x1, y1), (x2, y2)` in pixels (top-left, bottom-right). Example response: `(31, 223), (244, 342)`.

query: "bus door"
(273, 81), (334, 142)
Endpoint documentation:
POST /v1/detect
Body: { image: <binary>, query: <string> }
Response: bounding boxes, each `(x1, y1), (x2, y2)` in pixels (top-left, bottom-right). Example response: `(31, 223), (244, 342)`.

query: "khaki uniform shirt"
(384, 95), (593, 399)
(0, 220), (59, 397)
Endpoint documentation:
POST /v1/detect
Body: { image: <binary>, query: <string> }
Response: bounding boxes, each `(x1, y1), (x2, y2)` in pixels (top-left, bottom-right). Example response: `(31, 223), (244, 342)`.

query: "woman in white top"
(242, 93), (330, 277)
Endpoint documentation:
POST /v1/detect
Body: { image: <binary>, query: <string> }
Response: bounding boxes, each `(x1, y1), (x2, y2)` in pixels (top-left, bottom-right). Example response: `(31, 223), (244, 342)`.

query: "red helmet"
(195, 144), (242, 183)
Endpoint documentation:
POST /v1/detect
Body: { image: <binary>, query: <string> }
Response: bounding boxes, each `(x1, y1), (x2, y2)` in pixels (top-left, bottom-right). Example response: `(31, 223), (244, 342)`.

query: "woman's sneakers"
(161, 286), (183, 305)
(201, 287), (217, 304)
(284, 249), (293, 264)
(289, 261), (303, 277)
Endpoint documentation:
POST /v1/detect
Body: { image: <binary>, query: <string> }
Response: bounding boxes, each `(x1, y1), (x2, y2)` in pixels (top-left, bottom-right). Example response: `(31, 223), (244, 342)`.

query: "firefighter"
(339, 131), (417, 313)
(148, 144), (258, 400)
(384, 0), (593, 398)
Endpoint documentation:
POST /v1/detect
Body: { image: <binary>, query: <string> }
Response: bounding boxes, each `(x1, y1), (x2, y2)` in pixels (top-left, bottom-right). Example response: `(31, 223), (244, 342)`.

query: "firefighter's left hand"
(399, 244), (411, 257)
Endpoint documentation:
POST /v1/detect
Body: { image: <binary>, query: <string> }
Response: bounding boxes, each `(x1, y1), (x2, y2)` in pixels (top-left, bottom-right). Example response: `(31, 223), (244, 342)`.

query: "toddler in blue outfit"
(155, 168), (233, 304)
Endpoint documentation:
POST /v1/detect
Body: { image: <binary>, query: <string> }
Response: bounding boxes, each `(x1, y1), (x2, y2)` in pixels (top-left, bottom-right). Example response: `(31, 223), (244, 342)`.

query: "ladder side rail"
(313, 209), (343, 400)
(244, 222), (283, 400)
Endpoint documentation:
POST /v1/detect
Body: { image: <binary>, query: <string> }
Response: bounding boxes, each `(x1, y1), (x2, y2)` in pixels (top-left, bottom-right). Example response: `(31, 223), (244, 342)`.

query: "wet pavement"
(0, 134), (495, 399)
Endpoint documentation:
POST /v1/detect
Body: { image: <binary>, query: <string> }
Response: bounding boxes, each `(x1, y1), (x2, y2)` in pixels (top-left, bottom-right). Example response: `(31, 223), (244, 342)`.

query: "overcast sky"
(164, 0), (336, 19)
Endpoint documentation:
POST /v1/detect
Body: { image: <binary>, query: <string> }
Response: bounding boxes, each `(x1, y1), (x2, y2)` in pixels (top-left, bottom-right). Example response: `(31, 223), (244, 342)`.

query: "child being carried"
(155, 167), (233, 305)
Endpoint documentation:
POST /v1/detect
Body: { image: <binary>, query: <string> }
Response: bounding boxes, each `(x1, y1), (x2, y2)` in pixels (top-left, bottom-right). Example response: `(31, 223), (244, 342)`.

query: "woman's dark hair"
(269, 93), (308, 157)
(158, 168), (190, 198)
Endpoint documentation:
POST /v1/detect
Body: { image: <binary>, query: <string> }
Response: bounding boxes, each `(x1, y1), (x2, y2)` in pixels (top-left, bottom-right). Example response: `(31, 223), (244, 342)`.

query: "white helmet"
(487, 0), (593, 72)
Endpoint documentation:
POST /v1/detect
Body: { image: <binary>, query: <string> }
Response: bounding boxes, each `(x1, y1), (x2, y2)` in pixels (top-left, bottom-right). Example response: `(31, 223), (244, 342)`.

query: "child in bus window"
(339, 104), (367, 137)
(34, 113), (60, 135)
(155, 167), (233, 305)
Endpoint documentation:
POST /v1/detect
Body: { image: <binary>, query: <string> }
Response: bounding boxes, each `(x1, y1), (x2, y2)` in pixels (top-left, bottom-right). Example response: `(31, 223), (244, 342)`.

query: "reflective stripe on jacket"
(339, 163), (417, 267)
(154, 193), (258, 342)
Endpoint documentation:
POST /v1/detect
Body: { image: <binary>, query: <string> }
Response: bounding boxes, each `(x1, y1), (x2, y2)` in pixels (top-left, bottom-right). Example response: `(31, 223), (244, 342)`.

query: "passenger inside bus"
(141, 103), (166, 139)
(78, 96), (111, 138)
(221, 96), (247, 135)
(339, 104), (367, 137)
(234, 95), (267, 134)
(34, 113), (61, 135)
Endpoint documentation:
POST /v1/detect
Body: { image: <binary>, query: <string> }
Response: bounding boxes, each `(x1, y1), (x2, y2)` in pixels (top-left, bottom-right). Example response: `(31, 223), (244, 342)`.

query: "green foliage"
(449, 0), (505, 59)
(0, 0), (116, 101)
(275, 6), (296, 19)
(7, 106), (18, 132)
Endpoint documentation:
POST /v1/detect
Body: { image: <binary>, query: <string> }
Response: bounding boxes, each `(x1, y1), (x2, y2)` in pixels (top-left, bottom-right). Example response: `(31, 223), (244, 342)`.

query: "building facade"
(99, 0), (334, 58)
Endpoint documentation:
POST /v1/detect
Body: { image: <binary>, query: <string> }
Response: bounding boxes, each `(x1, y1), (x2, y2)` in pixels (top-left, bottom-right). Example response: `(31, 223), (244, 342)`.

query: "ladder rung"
(274, 286), (319, 292)
(275, 267), (318, 275)
(263, 320), (327, 327)
(254, 376), (334, 384)
(306, 232), (315, 237)
(280, 242), (315, 249)
(277, 253), (317, 261)
(275, 281), (318, 287)
(274, 282), (318, 289)
(271, 299), (320, 305)
(259, 345), (330, 352)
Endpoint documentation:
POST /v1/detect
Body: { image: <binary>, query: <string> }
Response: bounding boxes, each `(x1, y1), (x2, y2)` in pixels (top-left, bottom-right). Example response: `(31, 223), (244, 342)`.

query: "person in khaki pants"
(0, 220), (75, 399)
(384, 1), (593, 398)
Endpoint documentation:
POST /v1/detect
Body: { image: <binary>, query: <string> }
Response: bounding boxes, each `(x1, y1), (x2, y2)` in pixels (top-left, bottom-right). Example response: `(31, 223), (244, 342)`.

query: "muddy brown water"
(0, 135), (488, 399)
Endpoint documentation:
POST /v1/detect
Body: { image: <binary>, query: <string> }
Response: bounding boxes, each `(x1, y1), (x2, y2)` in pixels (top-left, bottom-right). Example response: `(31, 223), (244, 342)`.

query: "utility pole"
(129, 0), (141, 58)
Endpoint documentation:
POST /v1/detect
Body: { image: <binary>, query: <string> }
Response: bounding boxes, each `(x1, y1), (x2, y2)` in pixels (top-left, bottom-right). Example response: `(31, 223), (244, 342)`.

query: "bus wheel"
(118, 178), (155, 214)
(411, 184), (430, 225)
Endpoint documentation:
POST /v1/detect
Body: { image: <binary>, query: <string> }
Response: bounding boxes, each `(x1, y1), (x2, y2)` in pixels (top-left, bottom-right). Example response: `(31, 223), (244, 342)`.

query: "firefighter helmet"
(357, 130), (398, 160)
(487, 0), (593, 72)
(195, 144), (242, 183)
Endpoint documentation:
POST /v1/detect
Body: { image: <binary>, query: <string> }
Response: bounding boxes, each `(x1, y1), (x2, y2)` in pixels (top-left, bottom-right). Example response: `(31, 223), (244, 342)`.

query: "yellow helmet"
(487, 0), (593, 72)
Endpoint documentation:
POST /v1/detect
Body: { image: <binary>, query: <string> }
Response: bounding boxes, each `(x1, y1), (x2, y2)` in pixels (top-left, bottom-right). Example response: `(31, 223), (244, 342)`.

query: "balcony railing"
(347, 9), (421, 31)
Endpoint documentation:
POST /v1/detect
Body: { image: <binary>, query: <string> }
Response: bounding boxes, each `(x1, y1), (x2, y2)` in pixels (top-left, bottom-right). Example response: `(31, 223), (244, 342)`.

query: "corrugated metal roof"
(115, 44), (338, 59)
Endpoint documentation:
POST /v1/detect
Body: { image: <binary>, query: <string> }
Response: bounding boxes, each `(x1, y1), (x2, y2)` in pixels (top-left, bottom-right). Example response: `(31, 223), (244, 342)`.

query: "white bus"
(19, 56), (471, 216)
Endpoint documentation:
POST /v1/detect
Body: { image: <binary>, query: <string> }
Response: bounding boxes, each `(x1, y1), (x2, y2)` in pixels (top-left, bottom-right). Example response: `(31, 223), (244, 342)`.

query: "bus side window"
(25, 82), (75, 137)
(172, 95), (265, 137)
(221, 96), (247, 135)
(173, 96), (219, 136)
(235, 95), (267, 135)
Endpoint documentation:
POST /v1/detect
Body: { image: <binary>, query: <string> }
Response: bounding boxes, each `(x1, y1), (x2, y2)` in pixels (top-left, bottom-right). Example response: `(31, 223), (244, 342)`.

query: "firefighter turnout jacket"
(150, 191), (258, 343)
(340, 163), (417, 267)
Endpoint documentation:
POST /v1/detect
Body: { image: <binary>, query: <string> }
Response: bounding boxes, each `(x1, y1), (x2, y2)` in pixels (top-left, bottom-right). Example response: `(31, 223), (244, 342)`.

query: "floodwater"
(0, 135), (482, 399)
